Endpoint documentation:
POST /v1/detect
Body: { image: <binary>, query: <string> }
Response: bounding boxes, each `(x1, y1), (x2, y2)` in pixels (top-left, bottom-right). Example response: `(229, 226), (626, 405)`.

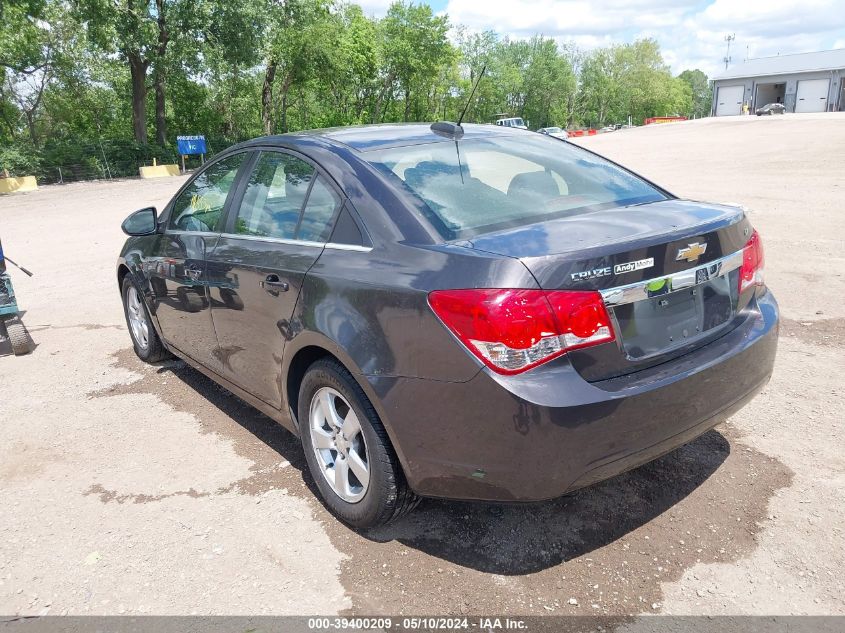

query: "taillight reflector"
(428, 289), (615, 375)
(739, 230), (765, 293)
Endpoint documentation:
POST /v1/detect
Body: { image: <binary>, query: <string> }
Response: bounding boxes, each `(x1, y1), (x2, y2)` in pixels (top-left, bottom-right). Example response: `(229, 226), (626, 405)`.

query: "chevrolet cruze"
(117, 123), (778, 528)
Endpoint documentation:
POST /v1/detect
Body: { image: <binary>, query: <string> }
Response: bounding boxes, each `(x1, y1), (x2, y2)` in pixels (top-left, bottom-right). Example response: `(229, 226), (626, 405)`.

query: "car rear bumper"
(366, 289), (779, 501)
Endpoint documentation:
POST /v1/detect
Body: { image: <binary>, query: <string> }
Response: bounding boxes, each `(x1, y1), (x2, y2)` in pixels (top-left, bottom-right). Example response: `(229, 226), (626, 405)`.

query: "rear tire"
(4, 315), (33, 355)
(298, 358), (419, 528)
(121, 276), (170, 363)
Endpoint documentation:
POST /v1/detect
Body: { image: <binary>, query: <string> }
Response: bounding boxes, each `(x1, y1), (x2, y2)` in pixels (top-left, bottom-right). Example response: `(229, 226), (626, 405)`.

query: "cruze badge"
(676, 242), (707, 263)
(571, 257), (654, 281)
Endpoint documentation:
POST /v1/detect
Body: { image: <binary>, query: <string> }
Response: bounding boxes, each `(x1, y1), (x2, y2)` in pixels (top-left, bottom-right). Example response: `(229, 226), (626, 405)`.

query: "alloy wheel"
(309, 387), (370, 503)
(126, 285), (150, 351)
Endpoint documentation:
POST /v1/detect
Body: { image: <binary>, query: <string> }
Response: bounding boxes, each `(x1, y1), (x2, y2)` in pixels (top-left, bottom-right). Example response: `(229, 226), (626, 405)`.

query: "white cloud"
(442, 0), (845, 76)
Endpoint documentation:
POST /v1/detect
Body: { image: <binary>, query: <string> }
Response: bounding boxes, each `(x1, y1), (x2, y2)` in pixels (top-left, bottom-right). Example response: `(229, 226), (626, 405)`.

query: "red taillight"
(428, 289), (615, 375)
(739, 230), (765, 293)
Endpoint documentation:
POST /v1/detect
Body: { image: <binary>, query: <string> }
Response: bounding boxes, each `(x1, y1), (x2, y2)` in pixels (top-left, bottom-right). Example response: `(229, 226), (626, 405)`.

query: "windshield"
(545, 127), (562, 133)
(364, 134), (668, 240)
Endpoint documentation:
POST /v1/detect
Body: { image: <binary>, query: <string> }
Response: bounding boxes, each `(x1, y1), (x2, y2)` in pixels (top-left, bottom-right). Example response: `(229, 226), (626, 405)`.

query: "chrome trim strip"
(218, 232), (373, 252)
(164, 230), (219, 238)
(600, 249), (744, 307)
(323, 243), (373, 252)
(218, 233), (325, 248)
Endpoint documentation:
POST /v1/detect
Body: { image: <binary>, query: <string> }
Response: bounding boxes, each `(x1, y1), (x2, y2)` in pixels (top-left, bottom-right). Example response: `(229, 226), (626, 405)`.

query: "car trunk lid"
(463, 199), (755, 381)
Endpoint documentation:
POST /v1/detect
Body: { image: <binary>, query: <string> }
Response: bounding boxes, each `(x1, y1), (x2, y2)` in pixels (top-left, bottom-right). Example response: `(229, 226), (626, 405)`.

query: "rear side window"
(364, 135), (666, 240)
(169, 153), (246, 232)
(297, 175), (341, 242)
(232, 151), (341, 243)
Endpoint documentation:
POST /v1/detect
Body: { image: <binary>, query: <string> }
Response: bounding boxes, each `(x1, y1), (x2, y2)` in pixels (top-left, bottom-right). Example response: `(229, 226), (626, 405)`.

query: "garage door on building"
(795, 79), (830, 113)
(716, 85), (744, 116)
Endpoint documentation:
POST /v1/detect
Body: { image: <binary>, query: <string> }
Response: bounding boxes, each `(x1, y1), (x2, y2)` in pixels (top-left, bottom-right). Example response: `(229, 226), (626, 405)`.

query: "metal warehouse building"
(711, 49), (845, 116)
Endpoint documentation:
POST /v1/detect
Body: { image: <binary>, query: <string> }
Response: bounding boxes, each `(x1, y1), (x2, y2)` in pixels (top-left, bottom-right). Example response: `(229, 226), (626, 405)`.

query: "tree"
(322, 4), (378, 124)
(1, 0), (86, 145)
(521, 36), (576, 129)
(0, 0), (706, 183)
(259, 0), (334, 135)
(377, 2), (452, 122)
(73, 0), (202, 144)
(678, 69), (712, 118)
(580, 39), (690, 126)
(0, 0), (48, 75)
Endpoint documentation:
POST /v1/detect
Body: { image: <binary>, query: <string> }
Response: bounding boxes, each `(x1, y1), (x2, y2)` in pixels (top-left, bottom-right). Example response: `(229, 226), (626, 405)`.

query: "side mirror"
(121, 207), (158, 236)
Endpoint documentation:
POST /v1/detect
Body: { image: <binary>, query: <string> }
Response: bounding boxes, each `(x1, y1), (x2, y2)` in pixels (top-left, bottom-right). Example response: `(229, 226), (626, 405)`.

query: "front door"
(208, 150), (343, 407)
(149, 152), (248, 367)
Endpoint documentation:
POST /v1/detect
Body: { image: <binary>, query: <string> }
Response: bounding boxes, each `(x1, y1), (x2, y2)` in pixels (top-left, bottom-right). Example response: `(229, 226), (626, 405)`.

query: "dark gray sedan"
(756, 103), (786, 115)
(117, 123), (778, 528)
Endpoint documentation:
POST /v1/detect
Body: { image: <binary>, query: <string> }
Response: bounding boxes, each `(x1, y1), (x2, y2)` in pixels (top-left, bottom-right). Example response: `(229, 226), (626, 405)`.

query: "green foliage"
(0, 144), (42, 176)
(678, 69), (713, 118)
(0, 0), (48, 73)
(579, 39), (693, 126)
(1, 0), (711, 182)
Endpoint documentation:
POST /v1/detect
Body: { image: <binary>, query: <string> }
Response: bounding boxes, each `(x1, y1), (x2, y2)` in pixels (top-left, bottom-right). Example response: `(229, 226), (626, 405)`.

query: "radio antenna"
(457, 64), (486, 128)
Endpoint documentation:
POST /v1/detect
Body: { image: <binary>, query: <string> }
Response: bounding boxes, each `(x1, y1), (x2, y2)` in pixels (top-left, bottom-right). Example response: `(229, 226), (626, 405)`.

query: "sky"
(355, 0), (845, 77)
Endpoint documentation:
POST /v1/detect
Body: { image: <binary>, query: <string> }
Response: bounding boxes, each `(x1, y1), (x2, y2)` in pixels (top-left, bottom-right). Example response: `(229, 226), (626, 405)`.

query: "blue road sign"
(176, 135), (207, 155)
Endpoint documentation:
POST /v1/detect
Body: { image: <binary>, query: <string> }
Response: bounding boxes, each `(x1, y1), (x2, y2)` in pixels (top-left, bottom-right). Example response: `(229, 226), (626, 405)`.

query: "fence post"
(58, 167), (63, 184)
(98, 139), (113, 179)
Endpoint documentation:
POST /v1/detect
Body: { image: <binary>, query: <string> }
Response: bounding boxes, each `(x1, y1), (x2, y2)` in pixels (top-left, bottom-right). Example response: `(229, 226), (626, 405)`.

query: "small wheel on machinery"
(4, 315), (33, 355)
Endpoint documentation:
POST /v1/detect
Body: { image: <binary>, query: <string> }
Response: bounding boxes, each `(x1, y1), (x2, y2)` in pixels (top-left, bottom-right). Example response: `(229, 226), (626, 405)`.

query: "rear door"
(208, 149), (343, 407)
(149, 152), (248, 367)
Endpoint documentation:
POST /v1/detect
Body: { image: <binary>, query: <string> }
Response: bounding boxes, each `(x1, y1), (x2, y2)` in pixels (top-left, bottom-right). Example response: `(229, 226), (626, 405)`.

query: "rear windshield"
(365, 134), (667, 240)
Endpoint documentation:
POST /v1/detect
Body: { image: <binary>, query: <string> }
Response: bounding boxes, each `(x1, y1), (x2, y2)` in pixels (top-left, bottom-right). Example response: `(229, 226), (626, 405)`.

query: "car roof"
(238, 123), (528, 154)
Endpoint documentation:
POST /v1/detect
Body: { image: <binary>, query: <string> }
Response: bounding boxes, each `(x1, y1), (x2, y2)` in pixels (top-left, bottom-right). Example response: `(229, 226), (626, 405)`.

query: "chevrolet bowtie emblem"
(676, 242), (707, 263)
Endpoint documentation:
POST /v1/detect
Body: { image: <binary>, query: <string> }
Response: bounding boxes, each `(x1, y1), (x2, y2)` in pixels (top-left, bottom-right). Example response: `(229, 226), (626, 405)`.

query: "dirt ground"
(0, 112), (843, 618)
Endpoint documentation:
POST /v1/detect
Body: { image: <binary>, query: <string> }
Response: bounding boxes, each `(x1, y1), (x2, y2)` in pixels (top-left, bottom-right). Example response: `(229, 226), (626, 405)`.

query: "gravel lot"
(1, 113), (843, 618)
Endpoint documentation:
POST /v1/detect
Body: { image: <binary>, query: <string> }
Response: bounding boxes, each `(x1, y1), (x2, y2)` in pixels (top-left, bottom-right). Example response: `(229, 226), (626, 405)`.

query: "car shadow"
(151, 358), (309, 472)
(155, 357), (730, 576)
(362, 430), (730, 575)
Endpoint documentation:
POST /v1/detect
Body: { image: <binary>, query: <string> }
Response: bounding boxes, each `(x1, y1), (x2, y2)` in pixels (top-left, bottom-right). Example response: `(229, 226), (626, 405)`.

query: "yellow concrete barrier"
(139, 164), (181, 179)
(0, 176), (38, 195)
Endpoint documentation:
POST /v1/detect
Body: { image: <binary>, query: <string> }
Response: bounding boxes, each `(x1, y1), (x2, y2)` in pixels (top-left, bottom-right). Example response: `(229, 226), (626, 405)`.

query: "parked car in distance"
(117, 122), (778, 528)
(537, 126), (569, 139)
(495, 117), (528, 129)
(756, 103), (786, 115)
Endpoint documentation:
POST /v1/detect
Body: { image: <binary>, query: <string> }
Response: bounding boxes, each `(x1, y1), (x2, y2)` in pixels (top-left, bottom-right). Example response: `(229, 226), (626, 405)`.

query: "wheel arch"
(283, 336), (413, 484)
(117, 262), (131, 287)
(117, 257), (167, 345)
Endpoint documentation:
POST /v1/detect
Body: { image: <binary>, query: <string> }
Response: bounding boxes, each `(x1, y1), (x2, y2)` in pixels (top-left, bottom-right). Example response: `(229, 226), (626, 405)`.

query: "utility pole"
(724, 34), (735, 70)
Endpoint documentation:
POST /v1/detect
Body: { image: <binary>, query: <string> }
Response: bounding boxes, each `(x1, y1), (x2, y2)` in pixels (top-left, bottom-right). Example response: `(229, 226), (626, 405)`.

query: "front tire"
(121, 276), (170, 363)
(298, 359), (418, 528)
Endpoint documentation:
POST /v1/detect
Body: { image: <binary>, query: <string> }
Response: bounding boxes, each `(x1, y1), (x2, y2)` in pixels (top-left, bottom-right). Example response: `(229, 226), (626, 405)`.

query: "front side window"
(169, 153), (246, 232)
(233, 152), (315, 240)
(233, 151), (341, 243)
(364, 135), (667, 240)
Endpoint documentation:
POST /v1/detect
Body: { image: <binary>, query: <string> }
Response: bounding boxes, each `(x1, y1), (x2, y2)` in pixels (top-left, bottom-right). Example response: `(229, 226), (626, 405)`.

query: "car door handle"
(260, 274), (289, 293)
